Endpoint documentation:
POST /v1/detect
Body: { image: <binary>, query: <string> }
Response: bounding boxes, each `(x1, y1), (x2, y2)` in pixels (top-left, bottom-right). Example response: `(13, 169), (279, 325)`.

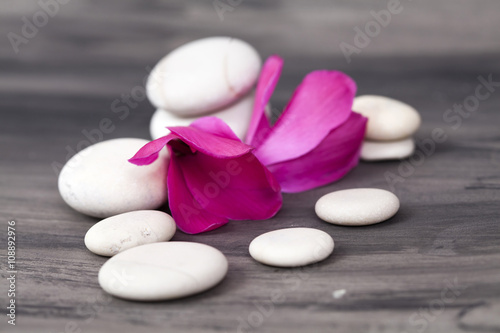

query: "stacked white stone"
(147, 37), (262, 141)
(352, 95), (421, 161)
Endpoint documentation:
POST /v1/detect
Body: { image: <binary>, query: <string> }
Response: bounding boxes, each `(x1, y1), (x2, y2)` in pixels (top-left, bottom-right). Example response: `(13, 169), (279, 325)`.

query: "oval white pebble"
(361, 138), (415, 161)
(85, 210), (176, 256)
(98, 242), (228, 301)
(150, 92), (255, 141)
(315, 188), (400, 226)
(353, 95), (421, 141)
(249, 228), (334, 267)
(147, 37), (261, 116)
(58, 138), (169, 218)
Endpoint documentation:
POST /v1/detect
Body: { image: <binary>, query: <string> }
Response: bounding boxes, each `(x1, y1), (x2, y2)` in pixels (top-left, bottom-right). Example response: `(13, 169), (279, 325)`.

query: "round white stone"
(249, 228), (334, 267)
(150, 92), (255, 141)
(85, 210), (176, 256)
(315, 188), (400, 226)
(58, 138), (169, 218)
(353, 95), (421, 141)
(361, 138), (415, 161)
(98, 242), (228, 301)
(147, 37), (261, 116)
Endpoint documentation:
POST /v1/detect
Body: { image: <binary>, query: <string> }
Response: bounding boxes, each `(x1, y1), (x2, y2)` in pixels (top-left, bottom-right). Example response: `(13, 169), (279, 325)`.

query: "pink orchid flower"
(129, 117), (282, 234)
(245, 55), (367, 192)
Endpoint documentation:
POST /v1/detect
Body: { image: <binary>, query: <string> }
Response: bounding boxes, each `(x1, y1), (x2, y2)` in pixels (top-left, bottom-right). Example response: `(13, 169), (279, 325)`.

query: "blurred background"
(1, 0), (499, 124)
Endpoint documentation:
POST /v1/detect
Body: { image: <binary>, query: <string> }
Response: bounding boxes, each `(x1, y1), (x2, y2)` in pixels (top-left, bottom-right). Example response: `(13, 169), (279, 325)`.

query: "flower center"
(169, 139), (194, 156)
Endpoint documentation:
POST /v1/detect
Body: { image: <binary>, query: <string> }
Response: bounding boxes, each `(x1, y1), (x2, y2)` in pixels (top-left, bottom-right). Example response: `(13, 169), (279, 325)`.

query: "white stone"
(315, 188), (400, 226)
(58, 138), (169, 218)
(85, 210), (176, 256)
(361, 138), (415, 161)
(249, 228), (334, 267)
(98, 242), (228, 301)
(147, 37), (261, 116)
(353, 95), (421, 141)
(150, 92), (255, 141)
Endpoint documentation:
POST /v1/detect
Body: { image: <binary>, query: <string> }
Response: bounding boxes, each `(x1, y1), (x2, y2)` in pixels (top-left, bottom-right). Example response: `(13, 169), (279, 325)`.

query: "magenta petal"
(178, 152), (282, 221)
(245, 55), (284, 147)
(266, 112), (367, 193)
(168, 124), (253, 158)
(254, 70), (357, 166)
(167, 149), (229, 234)
(128, 134), (175, 166)
(190, 116), (241, 141)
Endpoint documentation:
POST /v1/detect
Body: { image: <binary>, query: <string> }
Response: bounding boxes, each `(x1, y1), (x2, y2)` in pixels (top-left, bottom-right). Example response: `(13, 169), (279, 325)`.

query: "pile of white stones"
(56, 37), (412, 302)
(148, 36), (262, 140)
(353, 95), (421, 161)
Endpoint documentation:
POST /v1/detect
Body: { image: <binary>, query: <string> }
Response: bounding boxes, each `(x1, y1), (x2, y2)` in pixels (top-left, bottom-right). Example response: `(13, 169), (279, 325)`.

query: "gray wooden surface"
(1, 1), (499, 332)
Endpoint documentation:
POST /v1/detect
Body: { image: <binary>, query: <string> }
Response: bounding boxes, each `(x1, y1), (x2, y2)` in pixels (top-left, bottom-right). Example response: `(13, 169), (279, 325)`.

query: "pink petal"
(266, 112), (367, 193)
(245, 55), (284, 147)
(167, 149), (229, 234)
(128, 134), (176, 166)
(168, 124), (253, 158)
(190, 116), (241, 141)
(178, 151), (282, 221)
(254, 70), (357, 166)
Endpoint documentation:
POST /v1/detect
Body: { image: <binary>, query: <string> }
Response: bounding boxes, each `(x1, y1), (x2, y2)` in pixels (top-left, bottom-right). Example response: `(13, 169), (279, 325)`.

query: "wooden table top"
(1, 1), (499, 332)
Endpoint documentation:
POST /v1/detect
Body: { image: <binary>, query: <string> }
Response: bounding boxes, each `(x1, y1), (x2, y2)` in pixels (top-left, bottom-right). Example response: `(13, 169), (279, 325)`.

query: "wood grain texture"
(1, 1), (499, 332)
